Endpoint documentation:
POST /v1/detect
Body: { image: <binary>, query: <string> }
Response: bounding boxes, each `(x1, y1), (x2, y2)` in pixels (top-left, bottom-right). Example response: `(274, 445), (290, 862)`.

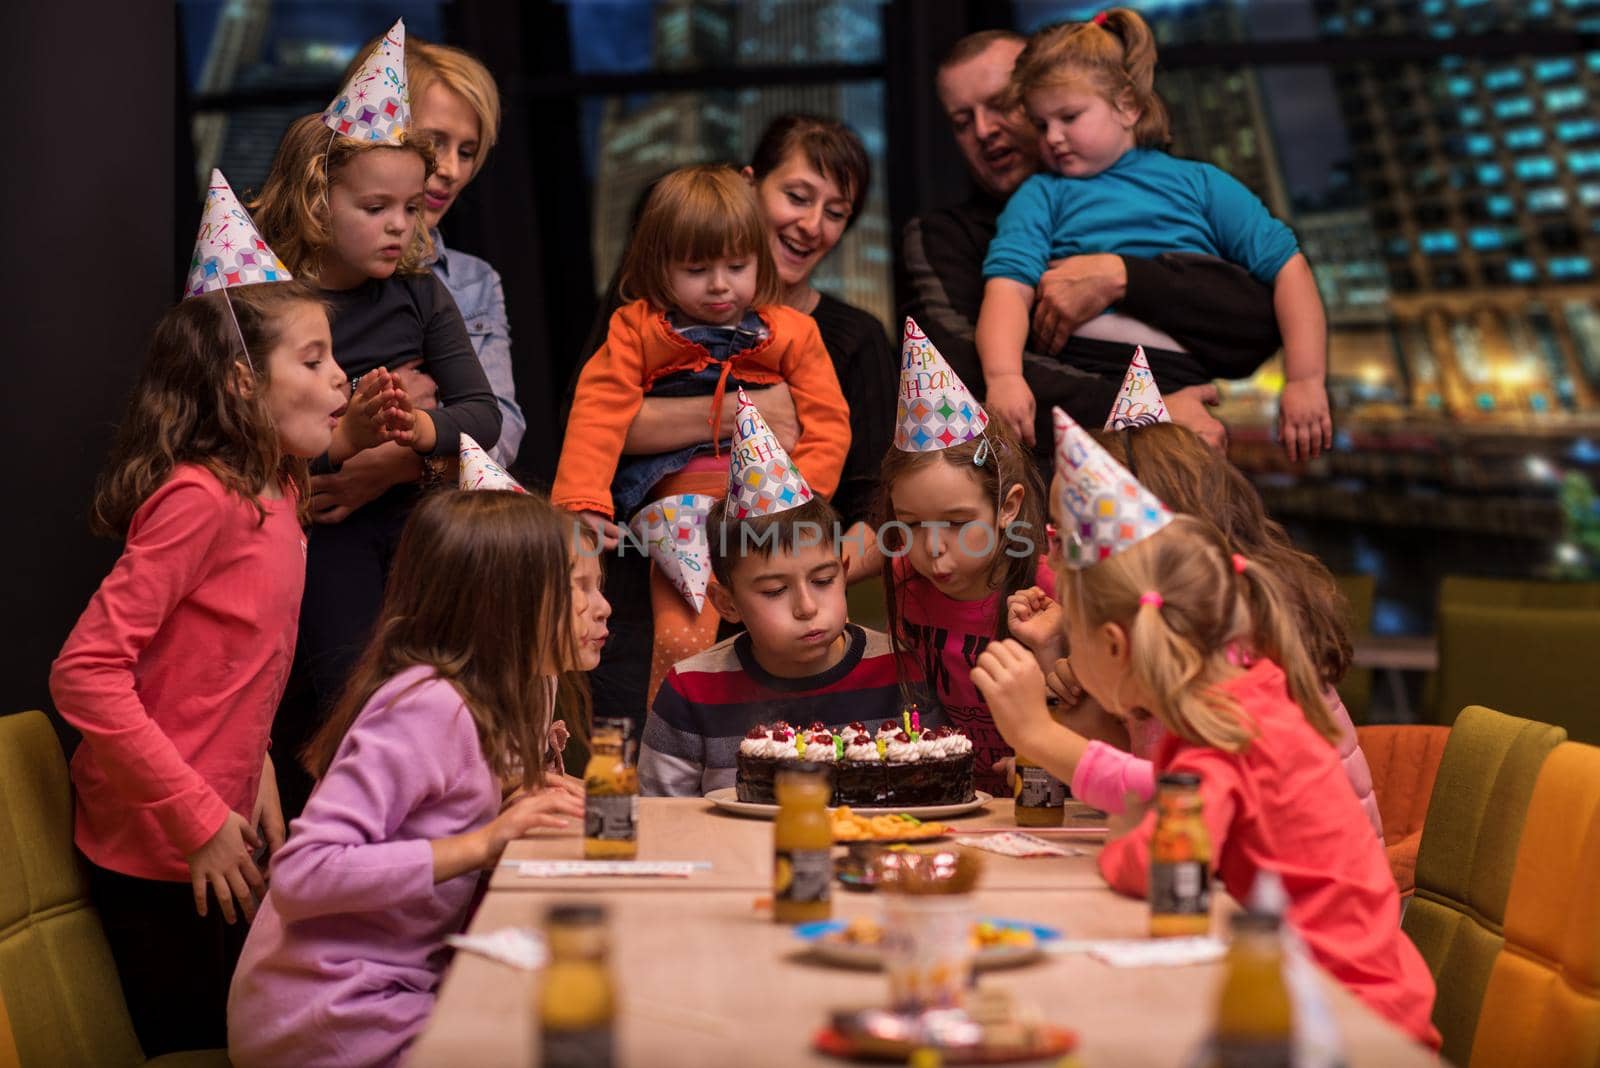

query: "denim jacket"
(430, 229), (526, 467)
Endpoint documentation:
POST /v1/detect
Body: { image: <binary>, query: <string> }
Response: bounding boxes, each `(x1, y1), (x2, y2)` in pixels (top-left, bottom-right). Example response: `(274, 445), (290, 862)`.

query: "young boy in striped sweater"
(638, 493), (936, 796)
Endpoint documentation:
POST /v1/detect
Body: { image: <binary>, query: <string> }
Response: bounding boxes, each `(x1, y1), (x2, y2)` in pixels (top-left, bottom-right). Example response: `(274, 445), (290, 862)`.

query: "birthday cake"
(736, 719), (975, 808)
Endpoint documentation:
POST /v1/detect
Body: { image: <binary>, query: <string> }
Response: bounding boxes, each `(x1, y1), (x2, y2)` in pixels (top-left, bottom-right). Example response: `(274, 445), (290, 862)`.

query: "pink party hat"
(1052, 406), (1172, 569)
(895, 317), (990, 452)
(629, 493), (714, 611)
(458, 433), (526, 493)
(726, 388), (813, 519)
(183, 170), (292, 298)
(1103, 346), (1171, 431)
(323, 19), (409, 143)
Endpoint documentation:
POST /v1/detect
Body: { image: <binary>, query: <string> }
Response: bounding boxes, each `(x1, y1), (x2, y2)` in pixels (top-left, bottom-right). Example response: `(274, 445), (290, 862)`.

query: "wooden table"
(490, 797), (1112, 893)
(412, 799), (1438, 1067)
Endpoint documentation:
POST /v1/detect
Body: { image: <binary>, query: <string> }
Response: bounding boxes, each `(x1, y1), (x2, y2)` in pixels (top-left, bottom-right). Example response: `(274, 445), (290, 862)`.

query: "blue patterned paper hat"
(895, 317), (990, 452)
(726, 389), (814, 519)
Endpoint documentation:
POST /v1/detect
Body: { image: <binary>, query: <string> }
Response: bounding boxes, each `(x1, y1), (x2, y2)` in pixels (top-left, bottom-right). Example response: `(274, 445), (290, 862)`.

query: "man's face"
(936, 40), (1040, 199)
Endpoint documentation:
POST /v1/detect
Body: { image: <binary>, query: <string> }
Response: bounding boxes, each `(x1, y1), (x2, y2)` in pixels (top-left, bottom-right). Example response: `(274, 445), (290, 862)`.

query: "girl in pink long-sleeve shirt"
(975, 503), (1439, 1049)
(47, 281), (409, 1055)
(1006, 422), (1382, 839)
(227, 490), (610, 1068)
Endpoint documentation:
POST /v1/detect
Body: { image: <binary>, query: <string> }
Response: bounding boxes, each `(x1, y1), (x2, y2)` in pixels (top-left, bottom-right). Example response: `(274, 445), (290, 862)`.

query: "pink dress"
(893, 556), (1055, 794)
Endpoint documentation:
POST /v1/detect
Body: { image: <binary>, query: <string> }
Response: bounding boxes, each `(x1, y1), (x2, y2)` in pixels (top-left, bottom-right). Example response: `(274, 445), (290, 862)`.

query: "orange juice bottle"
(1213, 910), (1293, 1067)
(773, 763), (832, 924)
(1150, 772), (1211, 937)
(1014, 753), (1066, 827)
(584, 718), (638, 860)
(538, 903), (616, 1068)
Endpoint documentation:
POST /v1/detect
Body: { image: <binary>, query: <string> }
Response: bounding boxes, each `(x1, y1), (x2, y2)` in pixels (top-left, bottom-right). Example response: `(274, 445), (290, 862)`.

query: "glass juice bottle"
(1150, 772), (1212, 937)
(584, 718), (638, 860)
(1213, 910), (1293, 1068)
(537, 903), (616, 1068)
(773, 762), (832, 924)
(1014, 752), (1067, 827)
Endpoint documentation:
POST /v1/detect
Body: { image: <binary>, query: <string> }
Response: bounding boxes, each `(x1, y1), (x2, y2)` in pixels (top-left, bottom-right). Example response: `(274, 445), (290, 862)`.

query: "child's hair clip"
(973, 438), (991, 467)
(1231, 553), (1249, 574)
(1092, 10), (1109, 25)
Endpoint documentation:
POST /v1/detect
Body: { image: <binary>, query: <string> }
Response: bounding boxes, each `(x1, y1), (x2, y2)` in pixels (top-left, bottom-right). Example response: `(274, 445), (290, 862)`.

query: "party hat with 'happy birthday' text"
(726, 388), (813, 519)
(894, 317), (989, 452)
(183, 170), (292, 299)
(323, 19), (409, 143)
(1103, 346), (1171, 431)
(1052, 406), (1172, 569)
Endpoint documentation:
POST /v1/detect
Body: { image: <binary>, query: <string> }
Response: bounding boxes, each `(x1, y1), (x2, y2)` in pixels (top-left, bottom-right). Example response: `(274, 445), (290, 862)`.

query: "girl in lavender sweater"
(227, 490), (610, 1067)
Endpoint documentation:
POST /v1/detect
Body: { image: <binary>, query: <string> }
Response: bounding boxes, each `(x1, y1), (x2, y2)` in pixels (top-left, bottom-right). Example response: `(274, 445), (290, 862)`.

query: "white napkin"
(1051, 936), (1226, 967)
(955, 832), (1085, 858)
(444, 927), (547, 971)
(514, 860), (709, 878)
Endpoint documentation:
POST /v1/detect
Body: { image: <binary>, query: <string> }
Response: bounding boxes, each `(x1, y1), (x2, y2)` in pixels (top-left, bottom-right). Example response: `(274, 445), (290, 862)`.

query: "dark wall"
(2, 7), (177, 717)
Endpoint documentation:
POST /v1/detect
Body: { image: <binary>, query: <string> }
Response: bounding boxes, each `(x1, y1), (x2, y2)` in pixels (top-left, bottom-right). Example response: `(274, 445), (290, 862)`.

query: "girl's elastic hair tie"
(1092, 10), (1109, 25)
(1231, 553), (1249, 574)
(1139, 591), (1164, 608)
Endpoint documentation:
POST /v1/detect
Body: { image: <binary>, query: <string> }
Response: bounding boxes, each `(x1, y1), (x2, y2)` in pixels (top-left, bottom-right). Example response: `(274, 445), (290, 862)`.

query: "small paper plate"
(793, 918), (1060, 971)
(704, 788), (993, 821)
(813, 1021), (1078, 1063)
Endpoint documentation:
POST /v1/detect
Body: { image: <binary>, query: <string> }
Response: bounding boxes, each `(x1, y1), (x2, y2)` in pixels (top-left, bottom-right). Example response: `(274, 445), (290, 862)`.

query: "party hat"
(1052, 406), (1172, 569)
(895, 317), (990, 452)
(1103, 346), (1171, 431)
(629, 494), (714, 611)
(459, 433), (526, 493)
(183, 170), (292, 298)
(323, 19), (409, 143)
(726, 388), (813, 519)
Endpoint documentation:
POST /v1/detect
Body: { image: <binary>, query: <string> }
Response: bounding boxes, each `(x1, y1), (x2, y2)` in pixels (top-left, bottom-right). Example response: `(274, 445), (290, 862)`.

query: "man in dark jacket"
(902, 30), (1285, 452)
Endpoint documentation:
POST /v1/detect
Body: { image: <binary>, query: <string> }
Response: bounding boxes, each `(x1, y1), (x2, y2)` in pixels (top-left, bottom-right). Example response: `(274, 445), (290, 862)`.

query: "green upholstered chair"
(1469, 741), (1600, 1068)
(846, 573), (889, 633)
(1332, 573), (1376, 723)
(1402, 705), (1567, 1067)
(1434, 603), (1600, 745)
(1438, 575), (1600, 611)
(0, 711), (230, 1067)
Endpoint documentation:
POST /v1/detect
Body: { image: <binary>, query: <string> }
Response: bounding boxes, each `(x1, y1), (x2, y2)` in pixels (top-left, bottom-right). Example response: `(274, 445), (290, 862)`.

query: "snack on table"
(736, 717), (975, 807)
(830, 807), (948, 842)
(822, 918), (1038, 952)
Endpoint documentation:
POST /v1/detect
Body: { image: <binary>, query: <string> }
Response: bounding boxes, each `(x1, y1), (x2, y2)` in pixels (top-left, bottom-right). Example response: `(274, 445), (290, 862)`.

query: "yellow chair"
(1469, 741), (1600, 1068)
(1332, 573), (1376, 723)
(1402, 705), (1567, 1067)
(0, 711), (229, 1067)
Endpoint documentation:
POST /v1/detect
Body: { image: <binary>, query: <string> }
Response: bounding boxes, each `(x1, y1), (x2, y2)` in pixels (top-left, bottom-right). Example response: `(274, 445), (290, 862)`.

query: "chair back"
(1402, 705), (1566, 1066)
(0, 711), (144, 1067)
(1355, 724), (1450, 894)
(1469, 741), (1600, 1068)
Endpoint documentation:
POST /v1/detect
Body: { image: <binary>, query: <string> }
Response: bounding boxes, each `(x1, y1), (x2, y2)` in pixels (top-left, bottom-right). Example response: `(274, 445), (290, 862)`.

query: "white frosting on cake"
(803, 738), (838, 763)
(885, 736), (921, 763)
(875, 722), (904, 741)
(843, 739), (880, 763)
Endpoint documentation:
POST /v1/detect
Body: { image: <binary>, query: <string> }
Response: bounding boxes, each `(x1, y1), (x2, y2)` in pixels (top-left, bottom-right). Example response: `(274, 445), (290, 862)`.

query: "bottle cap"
(1229, 909), (1281, 934)
(1157, 772), (1201, 789)
(547, 902), (607, 926)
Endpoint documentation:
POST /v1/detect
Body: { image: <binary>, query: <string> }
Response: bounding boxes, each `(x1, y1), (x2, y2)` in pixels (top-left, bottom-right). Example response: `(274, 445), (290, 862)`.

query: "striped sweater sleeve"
(638, 670), (706, 797)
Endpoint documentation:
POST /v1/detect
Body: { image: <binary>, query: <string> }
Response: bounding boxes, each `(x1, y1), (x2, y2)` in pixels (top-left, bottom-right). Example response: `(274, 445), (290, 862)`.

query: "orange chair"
(1468, 741), (1600, 1068)
(1356, 724), (1451, 896)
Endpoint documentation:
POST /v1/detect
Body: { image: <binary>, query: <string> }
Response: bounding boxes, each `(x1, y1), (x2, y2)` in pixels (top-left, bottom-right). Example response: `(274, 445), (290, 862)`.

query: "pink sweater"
(1073, 690), (1382, 840)
(228, 667), (500, 1068)
(49, 465), (305, 880)
(1099, 661), (1438, 1048)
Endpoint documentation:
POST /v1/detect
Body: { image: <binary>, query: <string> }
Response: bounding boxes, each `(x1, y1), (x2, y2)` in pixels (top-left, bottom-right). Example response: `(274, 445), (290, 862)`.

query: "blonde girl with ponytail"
(973, 9), (1333, 463)
(972, 408), (1439, 1049)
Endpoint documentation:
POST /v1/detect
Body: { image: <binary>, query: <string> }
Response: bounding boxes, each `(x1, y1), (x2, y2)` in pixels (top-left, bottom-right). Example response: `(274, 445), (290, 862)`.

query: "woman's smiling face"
(748, 152), (853, 289)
